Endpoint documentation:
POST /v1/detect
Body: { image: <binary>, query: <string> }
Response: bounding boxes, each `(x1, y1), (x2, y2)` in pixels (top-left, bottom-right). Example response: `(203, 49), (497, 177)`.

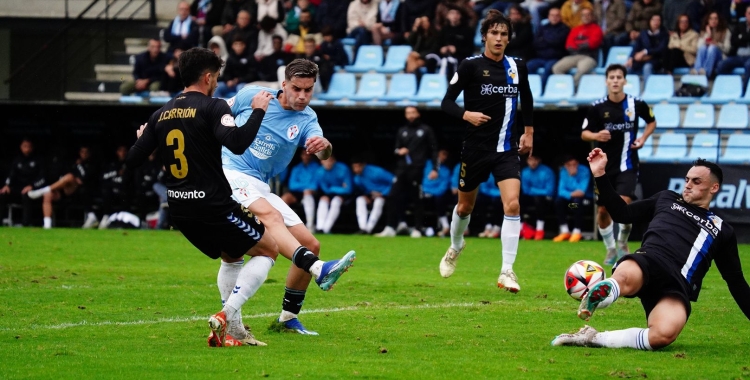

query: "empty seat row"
(653, 103), (749, 129)
(639, 132), (750, 164)
(315, 73), (448, 105)
(344, 45), (412, 74)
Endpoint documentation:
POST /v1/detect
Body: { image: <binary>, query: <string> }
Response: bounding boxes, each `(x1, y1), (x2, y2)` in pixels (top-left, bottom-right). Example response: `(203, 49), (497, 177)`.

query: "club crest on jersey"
(625, 107), (635, 121)
(603, 112), (609, 119)
(226, 97), (236, 107)
(287, 125), (299, 140)
(507, 67), (516, 79)
(459, 179), (465, 187)
(221, 114), (236, 127)
(708, 214), (723, 230)
(483, 70), (490, 77)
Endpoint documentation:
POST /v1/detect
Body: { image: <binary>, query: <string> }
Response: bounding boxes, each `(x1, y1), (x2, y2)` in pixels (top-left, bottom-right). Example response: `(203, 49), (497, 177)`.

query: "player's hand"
(397, 147), (409, 156)
(570, 190), (585, 198)
(251, 90), (274, 111)
(519, 132), (533, 155)
(0, 185), (9, 194)
(136, 123), (147, 139)
(21, 185), (32, 195)
(596, 130), (611, 142)
(463, 111), (491, 126)
(428, 169), (438, 180)
(631, 136), (646, 149)
(305, 136), (331, 155)
(587, 148), (607, 177)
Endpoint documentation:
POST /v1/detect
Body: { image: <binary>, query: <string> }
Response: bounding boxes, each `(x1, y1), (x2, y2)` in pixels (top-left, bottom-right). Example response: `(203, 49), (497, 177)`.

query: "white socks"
(316, 197), (343, 233)
(450, 205), (470, 251)
(536, 220), (545, 231)
(356, 196), (368, 231)
(618, 223), (632, 244)
(217, 259), (244, 305)
(316, 198), (328, 231)
(501, 215), (521, 272)
(43, 217), (52, 229)
(367, 197), (385, 233)
(223, 256), (275, 321)
(572, 228), (581, 235)
(592, 328), (653, 350)
(599, 222), (616, 250)
(559, 224), (570, 234)
(439, 216), (449, 230)
(309, 260), (323, 279)
(302, 194), (315, 230)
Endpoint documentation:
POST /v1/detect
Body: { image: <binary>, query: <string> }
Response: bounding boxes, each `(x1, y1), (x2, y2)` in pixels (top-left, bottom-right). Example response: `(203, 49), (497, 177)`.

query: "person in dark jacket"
(627, 13), (669, 81)
(406, 16), (440, 73)
(315, 0), (350, 38)
(716, 7), (750, 87)
(428, 6), (474, 77)
(0, 138), (44, 227)
(215, 35), (259, 98)
(505, 5), (534, 60)
(526, 7), (570, 84)
(120, 39), (167, 95)
(371, 0), (406, 46)
(219, 0), (254, 35)
(223, 9), (258, 54)
(258, 35), (294, 81)
(163, 1), (200, 53)
(162, 48), (185, 94)
(319, 26), (349, 67)
(191, 0), (226, 46)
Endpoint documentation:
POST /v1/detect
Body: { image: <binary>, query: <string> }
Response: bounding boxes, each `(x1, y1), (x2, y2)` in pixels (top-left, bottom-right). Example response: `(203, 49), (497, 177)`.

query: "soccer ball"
(564, 260), (606, 300)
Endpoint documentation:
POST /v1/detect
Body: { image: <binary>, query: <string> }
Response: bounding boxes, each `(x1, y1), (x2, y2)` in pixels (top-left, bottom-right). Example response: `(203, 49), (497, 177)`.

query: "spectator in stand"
(258, 35), (294, 82)
(316, 0), (350, 38)
(191, 0), (226, 47)
(299, 38), (333, 91)
(256, 0), (286, 25)
(285, 9), (321, 55)
(476, 176), (503, 238)
(315, 155), (352, 234)
(208, 35), (229, 75)
(687, 0), (713, 32)
(96, 145), (130, 229)
(406, 16), (440, 73)
(215, 35), (259, 98)
(662, 0), (690, 33)
(561, 0), (594, 28)
(421, 149), (452, 237)
(664, 14), (699, 74)
(133, 151), (161, 224)
(371, 0), (406, 46)
(429, 7), (474, 77)
(552, 156), (590, 243)
(219, 0), (253, 35)
(505, 5), (534, 60)
(120, 39), (167, 95)
(351, 157), (394, 235)
(0, 138), (44, 227)
(347, 0), (379, 59)
(224, 10), (258, 54)
(625, 0), (663, 47)
(434, 0), (477, 31)
(282, 151), (321, 232)
(692, 11), (731, 77)
(520, 154), (555, 241)
(320, 26), (349, 68)
(255, 16), (289, 61)
(521, 0), (556, 32)
(285, 0), (316, 33)
(162, 48), (184, 95)
(402, 0), (440, 34)
(595, 0), (627, 55)
(627, 13), (669, 81)
(527, 7), (569, 85)
(716, 7), (750, 86)
(27, 146), (97, 230)
(163, 1), (200, 54)
(552, 8), (603, 83)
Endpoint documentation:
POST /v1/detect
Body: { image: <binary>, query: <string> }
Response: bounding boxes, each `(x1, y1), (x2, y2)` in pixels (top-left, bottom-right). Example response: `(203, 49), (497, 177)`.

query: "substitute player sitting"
(552, 148), (750, 350)
(222, 59), (356, 335)
(439, 9), (534, 293)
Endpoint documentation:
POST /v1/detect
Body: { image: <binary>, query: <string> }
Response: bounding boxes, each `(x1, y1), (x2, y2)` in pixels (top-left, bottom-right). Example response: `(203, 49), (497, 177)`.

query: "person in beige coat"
(664, 14), (698, 73)
(594, 0), (628, 54)
(692, 11), (731, 77)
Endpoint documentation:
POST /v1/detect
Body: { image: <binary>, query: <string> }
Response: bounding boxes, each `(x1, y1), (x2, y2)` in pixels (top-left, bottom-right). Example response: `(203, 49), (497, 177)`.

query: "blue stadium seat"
(650, 132), (688, 162)
(673, 67), (691, 75)
(669, 75), (709, 104)
(344, 45), (383, 73)
(343, 45), (354, 67)
(413, 74), (448, 102)
(652, 104), (680, 128)
(720, 133), (750, 164)
(572, 75), (606, 104)
(528, 74), (542, 105)
(624, 74), (641, 97)
(351, 73), (387, 101)
(682, 104), (715, 128)
(638, 134), (655, 160)
(149, 96), (171, 104)
(734, 67), (746, 75)
(716, 104), (749, 129)
(119, 95), (144, 104)
(737, 81), (750, 104)
(376, 45), (412, 73)
(316, 72), (356, 101)
(641, 75), (673, 103)
(341, 38), (356, 46)
(701, 75), (743, 104)
(381, 73), (417, 102)
(537, 74), (575, 104)
(686, 131), (720, 162)
(594, 46), (633, 74)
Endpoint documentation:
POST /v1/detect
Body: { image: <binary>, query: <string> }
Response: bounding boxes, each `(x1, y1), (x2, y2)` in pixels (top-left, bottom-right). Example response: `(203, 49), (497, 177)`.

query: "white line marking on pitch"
(6, 302), (483, 332)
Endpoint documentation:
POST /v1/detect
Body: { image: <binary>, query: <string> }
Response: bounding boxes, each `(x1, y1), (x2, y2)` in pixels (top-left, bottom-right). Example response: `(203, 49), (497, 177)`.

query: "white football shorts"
(223, 167), (303, 227)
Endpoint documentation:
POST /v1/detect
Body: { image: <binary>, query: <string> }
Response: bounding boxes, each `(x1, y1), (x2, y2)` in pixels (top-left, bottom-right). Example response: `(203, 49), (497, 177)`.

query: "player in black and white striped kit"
(552, 148), (750, 350)
(439, 9), (534, 293)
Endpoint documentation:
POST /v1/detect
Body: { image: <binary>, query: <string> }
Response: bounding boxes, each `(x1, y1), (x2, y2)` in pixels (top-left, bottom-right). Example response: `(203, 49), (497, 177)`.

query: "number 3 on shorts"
(167, 129), (189, 179)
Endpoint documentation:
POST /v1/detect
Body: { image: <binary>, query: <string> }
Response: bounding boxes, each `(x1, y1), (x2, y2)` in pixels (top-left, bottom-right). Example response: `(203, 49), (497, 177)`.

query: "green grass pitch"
(1, 228), (749, 379)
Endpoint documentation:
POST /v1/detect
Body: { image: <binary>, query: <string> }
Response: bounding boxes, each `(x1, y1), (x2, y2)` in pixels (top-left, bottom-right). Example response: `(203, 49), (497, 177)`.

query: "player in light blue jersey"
(222, 59), (356, 336)
(351, 157), (394, 234)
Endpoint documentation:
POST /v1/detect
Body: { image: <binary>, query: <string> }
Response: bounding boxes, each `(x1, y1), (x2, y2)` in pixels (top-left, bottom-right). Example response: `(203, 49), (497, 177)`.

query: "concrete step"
(111, 51), (135, 65)
(64, 92), (121, 102)
(79, 79), (122, 93)
(95, 64), (132, 81)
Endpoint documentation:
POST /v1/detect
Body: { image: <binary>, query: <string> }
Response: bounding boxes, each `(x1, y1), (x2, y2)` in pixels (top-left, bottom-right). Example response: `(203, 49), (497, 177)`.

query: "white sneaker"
(424, 227), (435, 237)
(375, 226), (396, 237)
(98, 215), (111, 230)
(497, 269), (521, 293)
(228, 320), (267, 346)
(551, 325), (598, 347)
(410, 229), (422, 238)
(439, 240), (466, 278)
(83, 213), (99, 229)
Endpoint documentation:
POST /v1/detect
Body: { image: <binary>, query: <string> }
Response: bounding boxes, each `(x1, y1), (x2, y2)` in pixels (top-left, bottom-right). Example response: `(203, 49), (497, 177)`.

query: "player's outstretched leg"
(578, 278), (621, 321)
(292, 247), (356, 291)
(550, 325), (598, 347)
(270, 317), (319, 335)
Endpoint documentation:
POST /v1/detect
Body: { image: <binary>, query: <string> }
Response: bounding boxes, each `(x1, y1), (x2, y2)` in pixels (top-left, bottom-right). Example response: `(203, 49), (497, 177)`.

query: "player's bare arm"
(306, 136), (332, 160)
(632, 121), (656, 149)
(519, 126), (534, 155)
(582, 129), (611, 142)
(463, 111), (491, 126)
